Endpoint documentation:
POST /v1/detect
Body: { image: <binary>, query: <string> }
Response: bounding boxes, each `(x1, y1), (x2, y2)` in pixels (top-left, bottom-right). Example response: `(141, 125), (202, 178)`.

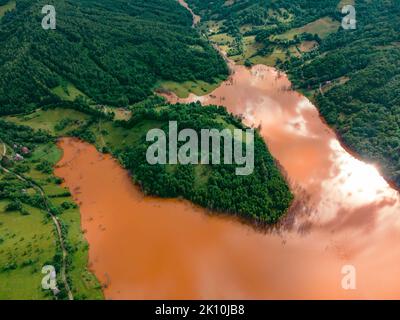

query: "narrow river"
(54, 1), (400, 299)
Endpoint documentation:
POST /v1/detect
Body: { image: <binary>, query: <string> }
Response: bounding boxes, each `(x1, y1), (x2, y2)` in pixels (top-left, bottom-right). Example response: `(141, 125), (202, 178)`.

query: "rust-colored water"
(54, 1), (400, 299)
(55, 64), (400, 299)
(161, 63), (400, 299)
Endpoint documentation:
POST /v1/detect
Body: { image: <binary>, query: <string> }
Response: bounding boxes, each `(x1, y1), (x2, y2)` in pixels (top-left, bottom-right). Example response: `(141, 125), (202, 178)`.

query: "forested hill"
(294, 1), (400, 188)
(0, 0), (228, 115)
(187, 0), (400, 188)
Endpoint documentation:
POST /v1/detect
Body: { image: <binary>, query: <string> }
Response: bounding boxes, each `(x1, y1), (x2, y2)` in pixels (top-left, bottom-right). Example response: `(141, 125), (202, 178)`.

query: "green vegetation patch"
(157, 78), (225, 98)
(0, 119), (103, 300)
(0, 200), (56, 300)
(79, 103), (293, 224)
(5, 108), (89, 135)
(273, 17), (339, 41)
(51, 82), (88, 102)
(0, 0), (15, 18)
(188, 0), (340, 66)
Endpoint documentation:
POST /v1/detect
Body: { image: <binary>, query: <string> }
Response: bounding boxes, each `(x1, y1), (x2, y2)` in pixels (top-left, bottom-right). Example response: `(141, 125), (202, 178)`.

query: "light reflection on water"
(55, 62), (400, 300)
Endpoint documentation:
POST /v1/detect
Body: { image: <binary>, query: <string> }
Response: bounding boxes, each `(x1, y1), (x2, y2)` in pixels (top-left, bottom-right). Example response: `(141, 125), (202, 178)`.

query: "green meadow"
(0, 126), (103, 300)
(157, 77), (225, 98)
(0, 0), (15, 18)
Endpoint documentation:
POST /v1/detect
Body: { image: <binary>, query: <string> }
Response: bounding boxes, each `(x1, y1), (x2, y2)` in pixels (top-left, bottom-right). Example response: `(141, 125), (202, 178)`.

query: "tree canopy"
(0, 0), (228, 115)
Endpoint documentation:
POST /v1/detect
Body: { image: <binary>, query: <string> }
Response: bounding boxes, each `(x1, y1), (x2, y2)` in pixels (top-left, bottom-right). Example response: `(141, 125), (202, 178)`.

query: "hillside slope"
(0, 0), (228, 115)
(188, 0), (400, 188)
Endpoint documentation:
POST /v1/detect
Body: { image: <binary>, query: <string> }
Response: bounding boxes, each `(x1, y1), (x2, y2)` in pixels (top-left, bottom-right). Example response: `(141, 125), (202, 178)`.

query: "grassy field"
(90, 118), (163, 151)
(249, 46), (300, 66)
(200, 20), (225, 34)
(40, 144), (102, 300)
(51, 82), (88, 102)
(274, 17), (340, 40)
(0, 200), (56, 300)
(210, 33), (235, 52)
(210, 34), (234, 54)
(5, 108), (89, 135)
(250, 49), (286, 66)
(0, 0), (15, 18)
(157, 78), (225, 98)
(0, 118), (103, 299)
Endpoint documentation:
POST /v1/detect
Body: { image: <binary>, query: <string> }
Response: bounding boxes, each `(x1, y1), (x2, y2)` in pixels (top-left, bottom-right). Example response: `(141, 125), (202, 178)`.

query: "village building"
(14, 153), (24, 161)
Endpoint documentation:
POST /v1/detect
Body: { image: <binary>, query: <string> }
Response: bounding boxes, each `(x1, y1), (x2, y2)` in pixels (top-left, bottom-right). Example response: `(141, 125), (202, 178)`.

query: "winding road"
(0, 146), (73, 300)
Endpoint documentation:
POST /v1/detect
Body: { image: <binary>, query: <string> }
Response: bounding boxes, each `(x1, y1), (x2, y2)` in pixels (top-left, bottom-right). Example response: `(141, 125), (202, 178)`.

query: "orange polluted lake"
(56, 64), (400, 300)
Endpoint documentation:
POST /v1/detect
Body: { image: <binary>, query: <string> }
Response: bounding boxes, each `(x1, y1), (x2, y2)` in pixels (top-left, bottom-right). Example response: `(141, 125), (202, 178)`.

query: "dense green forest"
(290, 1), (400, 188)
(188, 0), (400, 188)
(0, 0), (228, 115)
(117, 103), (293, 223)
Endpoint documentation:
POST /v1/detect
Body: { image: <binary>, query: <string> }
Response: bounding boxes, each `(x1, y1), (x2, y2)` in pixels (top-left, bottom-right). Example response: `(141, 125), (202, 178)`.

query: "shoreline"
(46, 0), (400, 299)
(175, 0), (400, 196)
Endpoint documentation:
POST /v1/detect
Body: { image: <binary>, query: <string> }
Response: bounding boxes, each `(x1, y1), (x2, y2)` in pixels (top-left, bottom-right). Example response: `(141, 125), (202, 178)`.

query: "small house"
(14, 154), (24, 161)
